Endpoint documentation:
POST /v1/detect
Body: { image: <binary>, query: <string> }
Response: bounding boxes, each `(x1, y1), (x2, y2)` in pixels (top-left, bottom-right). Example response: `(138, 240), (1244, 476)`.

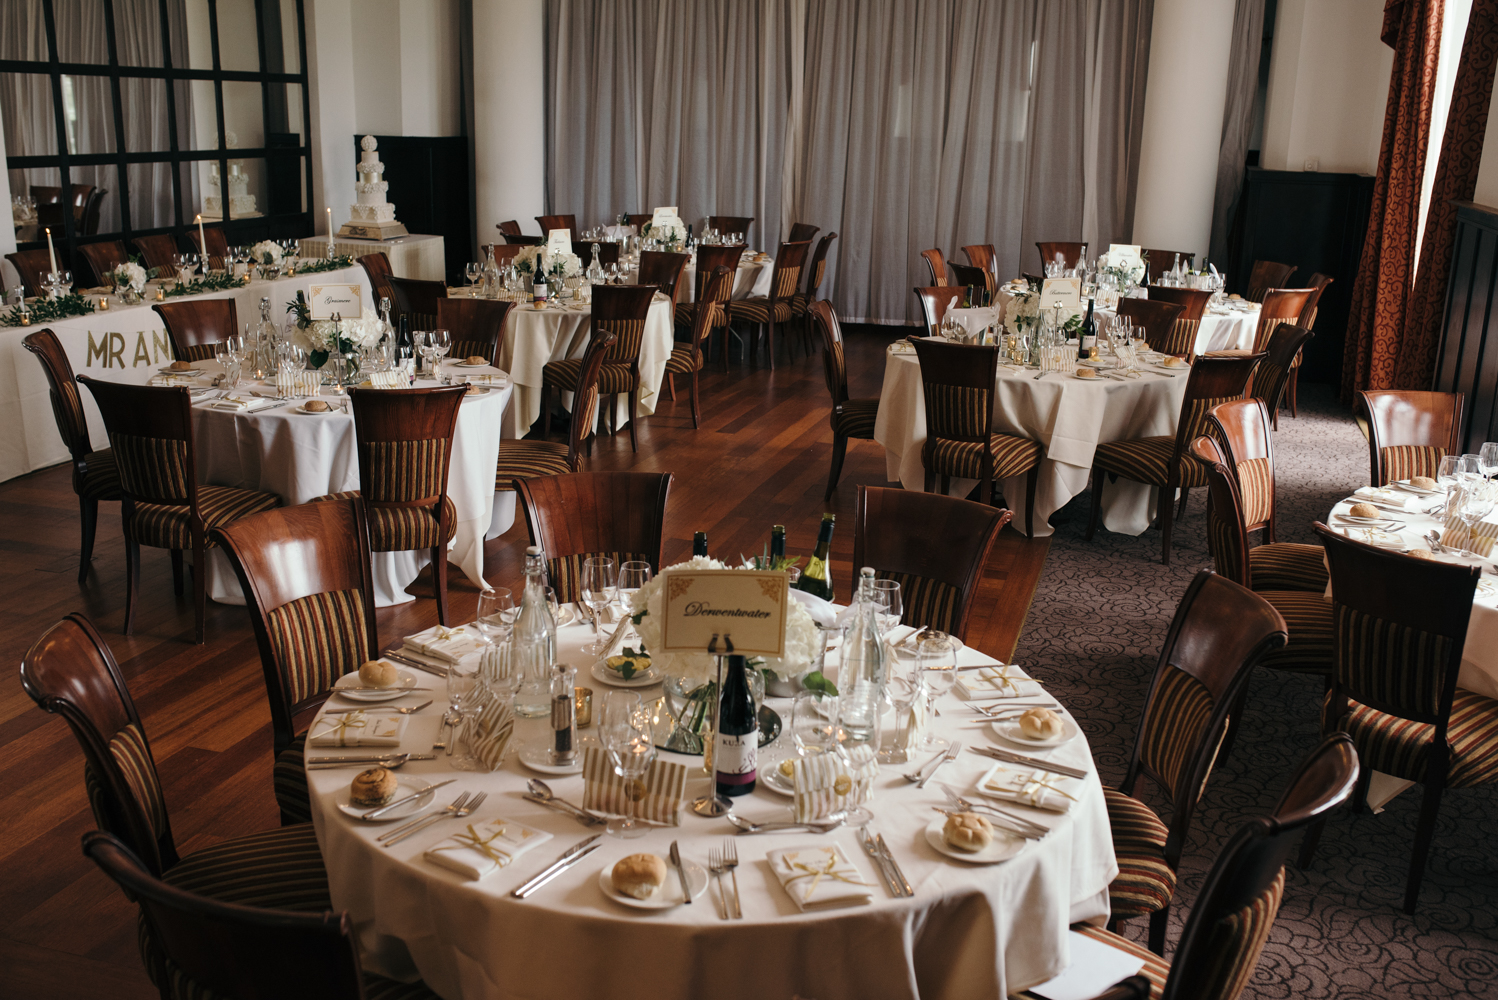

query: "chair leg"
(123, 536), (140, 635)
(433, 545), (450, 627)
(689, 367), (701, 430)
(826, 434), (849, 501)
(539, 383), (553, 439)
(720, 326), (731, 374)
(1176, 487), (1190, 521)
(1147, 905), (1170, 956)
(1404, 780), (1446, 914)
(627, 386), (638, 452)
(1288, 367), (1300, 418)
(1158, 485), (1175, 566)
(923, 468), (935, 494)
(1350, 756), (1373, 813)
(665, 373), (676, 401)
(767, 316), (777, 371)
(1024, 468), (1038, 538)
(1298, 816), (1328, 870)
(192, 543), (206, 645)
(1086, 468), (1104, 540)
(170, 549), (185, 596)
(940, 473), (951, 496)
(78, 496), (98, 585)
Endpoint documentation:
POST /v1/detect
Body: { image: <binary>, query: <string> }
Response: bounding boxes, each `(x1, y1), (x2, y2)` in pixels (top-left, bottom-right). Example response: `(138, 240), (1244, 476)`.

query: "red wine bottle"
(693, 531), (709, 557)
(715, 655), (757, 797)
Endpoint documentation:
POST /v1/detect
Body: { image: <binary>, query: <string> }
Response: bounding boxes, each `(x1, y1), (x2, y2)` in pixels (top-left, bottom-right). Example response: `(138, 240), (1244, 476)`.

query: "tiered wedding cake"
(205, 162), (256, 217)
(337, 135), (408, 239)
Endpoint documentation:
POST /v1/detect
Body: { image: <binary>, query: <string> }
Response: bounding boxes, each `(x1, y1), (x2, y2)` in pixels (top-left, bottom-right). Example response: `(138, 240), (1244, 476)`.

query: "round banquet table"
(185, 364), (512, 606)
(874, 343), (1189, 537)
(676, 250), (772, 302)
(305, 621), (1117, 1000)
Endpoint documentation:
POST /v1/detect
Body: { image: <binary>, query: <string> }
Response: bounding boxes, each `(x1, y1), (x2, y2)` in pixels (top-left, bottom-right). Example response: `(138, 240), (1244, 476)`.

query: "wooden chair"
(1249, 323), (1315, 428)
(913, 286), (966, 336)
(79, 186), (106, 234)
(578, 240), (621, 270)
(535, 214), (577, 235)
(501, 233), (544, 246)
(708, 215), (753, 242)
(357, 251), (396, 311)
(1086, 353), (1261, 565)
(1071, 734), (1358, 999)
(22, 329), (122, 584)
(788, 221), (820, 244)
(791, 231), (838, 353)
(851, 485), (1010, 642)
(153, 299), (238, 363)
(309, 385), (467, 625)
(1248, 289), (1314, 354)
(497, 220), (522, 237)
(132, 233), (180, 273)
(210, 499), (377, 825)
(949, 262), (993, 295)
(495, 330), (615, 492)
(961, 243), (997, 281)
(388, 275), (448, 333)
(76, 378), (283, 642)
(1205, 398), (1289, 543)
(1037, 241), (1087, 270)
(1147, 287), (1214, 359)
(675, 244), (741, 368)
(727, 239), (811, 369)
(911, 339), (1043, 536)
(76, 240), (130, 288)
(1099, 568), (1288, 954)
(662, 265), (730, 428)
(540, 284), (656, 452)
(813, 301), (881, 501)
(920, 248), (948, 286)
(1115, 297), (1185, 356)
(625, 213), (653, 229)
(1303, 523), (1496, 913)
(487, 243), (523, 264)
(637, 250), (689, 305)
(1357, 389), (1464, 486)
(436, 297), (514, 368)
(85, 831), (438, 1000)
(516, 471), (672, 604)
(186, 225), (230, 270)
(1246, 259), (1297, 302)
(1140, 248), (1194, 283)
(21, 612), (329, 942)
(1285, 273), (1333, 417)
(5, 249), (56, 296)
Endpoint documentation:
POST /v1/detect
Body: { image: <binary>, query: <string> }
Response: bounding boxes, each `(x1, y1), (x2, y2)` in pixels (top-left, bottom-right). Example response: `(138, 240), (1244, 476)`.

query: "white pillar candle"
(196, 214), (207, 259)
(45, 227), (56, 275)
(327, 207), (335, 253)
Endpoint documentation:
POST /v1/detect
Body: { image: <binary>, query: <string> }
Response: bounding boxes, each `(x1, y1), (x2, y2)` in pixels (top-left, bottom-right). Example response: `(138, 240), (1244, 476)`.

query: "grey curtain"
(1208, 0), (1265, 265)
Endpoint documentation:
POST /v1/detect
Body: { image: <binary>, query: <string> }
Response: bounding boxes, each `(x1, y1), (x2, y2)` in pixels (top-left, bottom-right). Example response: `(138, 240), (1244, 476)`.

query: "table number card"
(651, 206), (680, 226)
(657, 569), (788, 657)
(1105, 244), (1143, 272)
(1039, 277), (1083, 316)
(546, 229), (573, 256)
(308, 283), (364, 320)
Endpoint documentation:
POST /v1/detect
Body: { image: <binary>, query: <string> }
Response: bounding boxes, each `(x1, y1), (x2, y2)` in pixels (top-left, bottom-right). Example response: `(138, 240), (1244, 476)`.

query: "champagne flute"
(600, 691), (654, 839)
(580, 557), (617, 653)
(916, 632), (958, 752)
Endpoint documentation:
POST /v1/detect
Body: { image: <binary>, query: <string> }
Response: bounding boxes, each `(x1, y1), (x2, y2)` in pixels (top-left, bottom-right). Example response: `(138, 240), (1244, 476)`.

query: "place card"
(1105, 243), (1143, 273)
(1039, 277), (1082, 316)
(546, 229), (573, 256)
(307, 282), (363, 319)
(651, 206), (680, 225)
(656, 569), (788, 657)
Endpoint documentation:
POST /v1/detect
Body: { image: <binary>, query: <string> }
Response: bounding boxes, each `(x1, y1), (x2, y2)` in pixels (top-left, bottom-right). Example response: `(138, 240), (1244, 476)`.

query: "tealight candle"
(155, 287), (165, 301)
(98, 296), (110, 310)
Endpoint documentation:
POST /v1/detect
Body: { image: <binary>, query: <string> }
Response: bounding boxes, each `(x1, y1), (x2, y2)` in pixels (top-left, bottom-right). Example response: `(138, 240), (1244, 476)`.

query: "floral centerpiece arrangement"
(1098, 250), (1146, 290)
(1005, 289), (1039, 338)
(642, 219), (686, 249)
(109, 261), (149, 304)
(286, 291), (385, 374)
(250, 240), (284, 267)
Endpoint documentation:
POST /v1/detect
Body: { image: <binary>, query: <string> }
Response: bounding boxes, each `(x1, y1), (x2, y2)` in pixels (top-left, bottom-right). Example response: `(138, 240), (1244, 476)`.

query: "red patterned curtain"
(1341, 0), (1445, 405)
(1401, 0), (1498, 389)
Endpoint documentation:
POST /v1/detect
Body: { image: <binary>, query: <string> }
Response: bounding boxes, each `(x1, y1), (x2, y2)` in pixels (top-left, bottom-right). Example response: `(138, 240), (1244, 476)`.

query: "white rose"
(250, 240), (283, 266)
(342, 316), (383, 349)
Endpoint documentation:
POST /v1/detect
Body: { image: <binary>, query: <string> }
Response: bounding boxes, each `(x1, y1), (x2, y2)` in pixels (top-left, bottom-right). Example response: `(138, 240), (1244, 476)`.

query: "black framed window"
(2, 0), (312, 274)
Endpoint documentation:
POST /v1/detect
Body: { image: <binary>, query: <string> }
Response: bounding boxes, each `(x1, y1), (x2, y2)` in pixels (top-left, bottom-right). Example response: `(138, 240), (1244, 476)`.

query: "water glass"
(446, 667), (484, 771)
(430, 328), (451, 368)
(466, 262), (482, 290)
(1481, 442), (1498, 481)
(791, 689), (840, 759)
(616, 560), (652, 619)
(1458, 484), (1495, 556)
(580, 557), (617, 654)
(475, 588), (516, 646)
(916, 632), (958, 752)
(600, 691), (655, 839)
(871, 580), (902, 635)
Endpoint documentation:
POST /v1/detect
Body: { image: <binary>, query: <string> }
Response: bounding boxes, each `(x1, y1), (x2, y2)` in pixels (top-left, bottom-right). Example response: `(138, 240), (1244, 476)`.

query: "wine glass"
(430, 328), (451, 374)
(1438, 454), (1463, 493)
(1460, 454), (1483, 484)
(474, 588), (515, 647)
(915, 632), (958, 752)
(415, 331), (434, 378)
(465, 262), (482, 292)
(580, 557), (617, 654)
(600, 691), (655, 839)
(1481, 442), (1498, 481)
(616, 560), (652, 620)
(1457, 485), (1495, 557)
(446, 667), (484, 771)
(791, 689), (841, 760)
(870, 580), (902, 636)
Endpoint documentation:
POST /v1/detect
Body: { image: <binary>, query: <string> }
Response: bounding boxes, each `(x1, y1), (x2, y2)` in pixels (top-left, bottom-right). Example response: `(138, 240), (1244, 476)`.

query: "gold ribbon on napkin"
(784, 851), (871, 903)
(319, 711), (366, 745)
(1017, 772), (1079, 807)
(449, 822), (525, 865)
(433, 625), (466, 642)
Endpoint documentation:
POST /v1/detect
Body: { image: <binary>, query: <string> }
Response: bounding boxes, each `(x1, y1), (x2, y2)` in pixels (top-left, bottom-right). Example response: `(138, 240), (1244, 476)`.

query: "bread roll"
(1075, 367), (1097, 378)
(168, 359), (193, 371)
(359, 659), (399, 687)
(1410, 476), (1438, 490)
(349, 767), (397, 807)
(303, 399), (330, 412)
(1407, 549), (1437, 560)
(1349, 502), (1380, 519)
(943, 812), (994, 852)
(1161, 356), (1186, 368)
(466, 384), (485, 395)
(465, 355), (488, 366)
(611, 853), (667, 900)
(1018, 707), (1064, 740)
(779, 758), (796, 778)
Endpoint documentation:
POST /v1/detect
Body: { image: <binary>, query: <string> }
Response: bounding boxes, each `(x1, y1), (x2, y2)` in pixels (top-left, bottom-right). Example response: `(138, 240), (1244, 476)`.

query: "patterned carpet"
(1013, 384), (1498, 998)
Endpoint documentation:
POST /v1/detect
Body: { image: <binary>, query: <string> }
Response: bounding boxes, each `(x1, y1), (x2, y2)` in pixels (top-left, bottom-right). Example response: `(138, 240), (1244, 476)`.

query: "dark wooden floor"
(0, 322), (1049, 999)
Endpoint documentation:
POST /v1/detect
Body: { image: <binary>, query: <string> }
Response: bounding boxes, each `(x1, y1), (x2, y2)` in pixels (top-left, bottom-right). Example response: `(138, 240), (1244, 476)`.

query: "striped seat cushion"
(663, 344), (702, 376)
(790, 291), (814, 316)
(79, 448), (123, 501)
(1249, 543), (1327, 592)
(1323, 688), (1498, 787)
(728, 298), (795, 324)
(1095, 436), (1207, 488)
(1104, 788), (1175, 918)
(1069, 925), (1170, 997)
(1381, 445), (1446, 484)
(833, 398), (880, 439)
(128, 484), (283, 550)
(675, 301), (697, 327)
(926, 432), (1042, 481)
(312, 490), (457, 552)
(543, 357), (636, 395)
(162, 822), (330, 910)
(273, 734), (312, 824)
(495, 440), (573, 491)
(1257, 590), (1334, 673)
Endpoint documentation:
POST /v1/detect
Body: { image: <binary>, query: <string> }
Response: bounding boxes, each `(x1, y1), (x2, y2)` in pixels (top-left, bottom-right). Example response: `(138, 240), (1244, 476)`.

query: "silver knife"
(336, 685), (433, 693)
(917, 741), (961, 789)
(381, 650), (451, 677)
(858, 827), (899, 896)
(512, 834), (604, 898)
(876, 833), (914, 897)
(669, 840), (692, 904)
(307, 753), (436, 766)
(968, 745), (1088, 780)
(360, 778), (455, 820)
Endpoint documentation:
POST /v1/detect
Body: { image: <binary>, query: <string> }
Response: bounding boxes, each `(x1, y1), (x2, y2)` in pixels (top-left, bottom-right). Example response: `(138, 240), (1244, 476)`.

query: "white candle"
(45, 227), (56, 275)
(196, 214), (206, 259)
(327, 207), (334, 245)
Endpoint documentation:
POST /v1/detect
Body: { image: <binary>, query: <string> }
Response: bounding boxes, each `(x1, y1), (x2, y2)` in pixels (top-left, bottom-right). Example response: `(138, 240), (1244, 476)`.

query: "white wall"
(1261, 0), (1392, 175)
(472, 0), (546, 238)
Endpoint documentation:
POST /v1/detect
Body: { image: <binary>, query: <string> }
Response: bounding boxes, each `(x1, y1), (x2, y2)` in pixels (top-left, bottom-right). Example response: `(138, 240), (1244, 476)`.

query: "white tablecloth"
(306, 621), (1116, 1000)
(679, 255), (772, 302)
(298, 235), (447, 282)
(874, 348), (1189, 537)
(0, 266), (371, 484)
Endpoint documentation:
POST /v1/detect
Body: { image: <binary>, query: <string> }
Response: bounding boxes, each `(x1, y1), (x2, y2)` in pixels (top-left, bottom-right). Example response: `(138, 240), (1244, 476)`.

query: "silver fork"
(378, 792), (469, 842)
(383, 791), (487, 847)
(721, 839), (742, 919)
(324, 700), (432, 716)
(707, 848), (729, 919)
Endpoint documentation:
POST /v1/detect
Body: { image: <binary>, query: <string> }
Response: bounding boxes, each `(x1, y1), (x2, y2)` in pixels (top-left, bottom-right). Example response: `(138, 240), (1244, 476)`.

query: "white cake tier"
(350, 203), (397, 223)
(205, 194), (257, 215)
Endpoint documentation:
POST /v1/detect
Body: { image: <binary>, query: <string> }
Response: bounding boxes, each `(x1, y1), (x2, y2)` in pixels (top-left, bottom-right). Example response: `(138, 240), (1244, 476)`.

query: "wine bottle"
(397, 314), (413, 384)
(1079, 297), (1095, 360)
(714, 654), (758, 797)
(795, 514), (836, 602)
(770, 524), (786, 563)
(693, 531), (709, 558)
(532, 257), (548, 305)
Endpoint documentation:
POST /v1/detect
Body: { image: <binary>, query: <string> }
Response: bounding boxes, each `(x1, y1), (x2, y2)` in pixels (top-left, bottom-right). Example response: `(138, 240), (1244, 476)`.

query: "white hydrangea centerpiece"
(1005, 289), (1038, 336)
(110, 261), (147, 293)
(250, 240), (283, 266)
(511, 245), (544, 276)
(644, 219), (686, 247)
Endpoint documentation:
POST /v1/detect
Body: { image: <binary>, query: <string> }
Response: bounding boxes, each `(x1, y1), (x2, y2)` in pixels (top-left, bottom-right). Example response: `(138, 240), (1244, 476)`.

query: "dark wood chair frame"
(436, 297), (514, 369)
(664, 265), (731, 428)
(153, 299), (239, 363)
(1357, 389), (1465, 487)
(913, 286), (966, 336)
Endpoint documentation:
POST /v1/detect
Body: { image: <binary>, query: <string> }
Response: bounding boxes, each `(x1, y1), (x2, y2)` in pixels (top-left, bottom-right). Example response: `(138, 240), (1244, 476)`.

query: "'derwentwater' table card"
(657, 569), (788, 657)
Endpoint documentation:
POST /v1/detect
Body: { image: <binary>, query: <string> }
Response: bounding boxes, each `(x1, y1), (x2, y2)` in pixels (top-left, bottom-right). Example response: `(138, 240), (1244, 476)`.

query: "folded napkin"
(1443, 518), (1497, 558)
(275, 371), (324, 397)
(403, 624), (484, 665)
(887, 341), (916, 355)
(424, 817), (551, 880)
(980, 765), (1081, 813)
(582, 746), (686, 825)
(467, 693), (516, 772)
(366, 370), (406, 389)
(767, 844), (875, 910)
(955, 664), (1044, 701)
(1352, 486), (1423, 512)
(307, 710), (409, 747)
(793, 745), (878, 822)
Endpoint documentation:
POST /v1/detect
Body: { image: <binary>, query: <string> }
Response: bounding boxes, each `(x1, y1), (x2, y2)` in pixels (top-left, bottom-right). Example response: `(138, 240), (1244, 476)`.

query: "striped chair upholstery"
(544, 352), (638, 396)
(1324, 686), (1498, 788)
(79, 449), (122, 500)
(922, 382), (1042, 481)
(732, 263), (802, 324)
(814, 301), (881, 499)
(1096, 395), (1235, 489)
(176, 343), (218, 363)
(312, 490), (457, 552)
(495, 442), (574, 491)
(1236, 456), (1273, 526)
(549, 551), (652, 605)
(1154, 317), (1198, 357)
(833, 399), (880, 439)
(112, 433), (281, 549)
(875, 570), (960, 635)
(1248, 543), (1327, 592)
(89, 724), (169, 842)
(1381, 445), (1446, 483)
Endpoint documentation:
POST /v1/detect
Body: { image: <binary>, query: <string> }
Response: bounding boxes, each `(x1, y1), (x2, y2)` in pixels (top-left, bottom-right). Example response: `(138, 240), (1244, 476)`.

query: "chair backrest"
(516, 472), (672, 603)
(77, 378), (199, 508)
(852, 486), (1010, 641)
(688, 266), (732, 347)
(1148, 285), (1214, 323)
(788, 222), (820, 244)
(32, 183), (61, 205)
(692, 245), (742, 303)
(707, 215), (753, 241)
(1251, 289), (1314, 353)
(186, 225), (229, 261)
(131, 233), (179, 273)
(920, 248), (948, 286)
(486, 243), (523, 264)
(961, 244), (996, 277)
(913, 286), (966, 336)
(1358, 389), (1464, 486)
(625, 213), (653, 229)
(1206, 397), (1277, 535)
(357, 252), (396, 311)
(1036, 241), (1086, 270)
(350, 385), (466, 526)
(591, 284), (657, 366)
(497, 220), (522, 236)
(1140, 248), (1194, 284)
(1159, 734), (1358, 1000)
(1170, 355), (1263, 471)
(1315, 521), (1480, 728)
(949, 262), (993, 294)
(1191, 436), (1254, 587)
(1116, 297), (1186, 355)
(210, 499), (378, 755)
(70, 182), (95, 212)
(153, 299), (238, 363)
(83, 832), (368, 1000)
(911, 339), (998, 443)
(1122, 570), (1287, 844)
(578, 241), (621, 269)
(21, 614), (178, 874)
(23, 328), (93, 462)
(437, 298), (513, 368)
(388, 275), (448, 332)
(76, 240), (129, 288)
(1246, 259), (1297, 302)
(535, 214), (577, 236)
(6, 249), (55, 296)
(503, 233), (545, 246)
(768, 240), (812, 302)
(813, 299), (852, 407)
(1251, 323), (1315, 418)
(803, 231), (838, 298)
(637, 250), (689, 303)
(566, 329), (617, 468)
(1299, 272), (1333, 329)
